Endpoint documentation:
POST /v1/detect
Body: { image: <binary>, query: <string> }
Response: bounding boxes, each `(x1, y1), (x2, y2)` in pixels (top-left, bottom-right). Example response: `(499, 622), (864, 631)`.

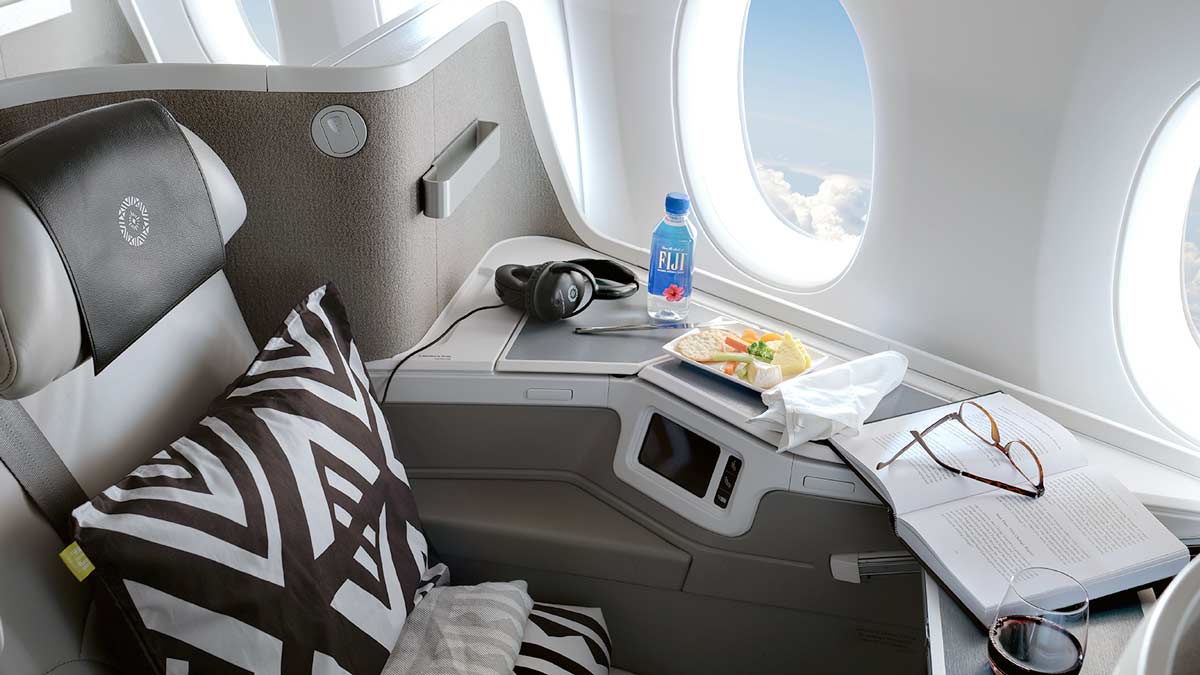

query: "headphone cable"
(377, 304), (507, 404)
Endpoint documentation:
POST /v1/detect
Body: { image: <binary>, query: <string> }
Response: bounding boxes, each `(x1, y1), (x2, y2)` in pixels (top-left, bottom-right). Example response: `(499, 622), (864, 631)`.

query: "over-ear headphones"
(494, 258), (639, 321)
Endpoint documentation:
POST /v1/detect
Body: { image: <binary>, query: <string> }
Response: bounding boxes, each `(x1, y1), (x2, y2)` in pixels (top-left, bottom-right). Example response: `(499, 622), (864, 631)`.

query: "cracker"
(675, 330), (730, 362)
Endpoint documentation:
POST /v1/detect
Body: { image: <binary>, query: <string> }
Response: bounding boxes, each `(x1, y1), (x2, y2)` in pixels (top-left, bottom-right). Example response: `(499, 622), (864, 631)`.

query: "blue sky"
(742, 0), (873, 195)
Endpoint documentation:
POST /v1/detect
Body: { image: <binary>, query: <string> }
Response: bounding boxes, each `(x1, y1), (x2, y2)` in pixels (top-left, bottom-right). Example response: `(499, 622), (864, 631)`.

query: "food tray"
(661, 320), (828, 393)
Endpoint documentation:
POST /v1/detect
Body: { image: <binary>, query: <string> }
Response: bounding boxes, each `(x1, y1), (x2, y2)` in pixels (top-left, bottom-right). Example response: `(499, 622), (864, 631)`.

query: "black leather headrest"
(0, 99), (228, 379)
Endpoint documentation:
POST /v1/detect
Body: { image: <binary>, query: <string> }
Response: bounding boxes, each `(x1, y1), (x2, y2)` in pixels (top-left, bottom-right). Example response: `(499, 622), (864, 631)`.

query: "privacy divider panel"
(0, 24), (577, 359)
(387, 403), (925, 675)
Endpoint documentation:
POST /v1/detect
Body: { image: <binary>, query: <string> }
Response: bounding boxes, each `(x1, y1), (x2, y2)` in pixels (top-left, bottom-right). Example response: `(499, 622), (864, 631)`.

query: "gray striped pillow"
(384, 580), (534, 674)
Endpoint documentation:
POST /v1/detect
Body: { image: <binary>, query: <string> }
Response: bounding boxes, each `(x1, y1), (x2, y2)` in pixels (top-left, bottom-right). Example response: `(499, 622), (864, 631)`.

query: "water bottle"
(647, 192), (696, 321)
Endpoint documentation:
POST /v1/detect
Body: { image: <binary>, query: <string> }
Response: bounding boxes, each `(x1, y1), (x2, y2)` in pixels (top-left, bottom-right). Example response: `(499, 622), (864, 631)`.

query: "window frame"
(1182, 174), (1200, 349)
(1115, 77), (1200, 449)
(672, 0), (874, 292)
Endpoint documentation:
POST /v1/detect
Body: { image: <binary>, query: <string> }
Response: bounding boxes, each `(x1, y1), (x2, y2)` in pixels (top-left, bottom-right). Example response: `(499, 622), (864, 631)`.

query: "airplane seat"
(0, 102), (627, 675)
(0, 103), (257, 674)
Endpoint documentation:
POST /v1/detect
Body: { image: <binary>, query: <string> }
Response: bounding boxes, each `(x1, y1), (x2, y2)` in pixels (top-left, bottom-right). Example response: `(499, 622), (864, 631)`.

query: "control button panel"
(713, 454), (742, 509)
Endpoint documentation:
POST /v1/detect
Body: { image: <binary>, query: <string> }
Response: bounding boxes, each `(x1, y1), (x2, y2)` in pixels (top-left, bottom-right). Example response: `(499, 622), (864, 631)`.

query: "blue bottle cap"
(665, 192), (690, 215)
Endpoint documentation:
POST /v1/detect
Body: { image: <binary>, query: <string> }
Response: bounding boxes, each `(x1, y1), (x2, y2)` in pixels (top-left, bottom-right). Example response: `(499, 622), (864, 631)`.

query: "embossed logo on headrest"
(118, 196), (150, 247)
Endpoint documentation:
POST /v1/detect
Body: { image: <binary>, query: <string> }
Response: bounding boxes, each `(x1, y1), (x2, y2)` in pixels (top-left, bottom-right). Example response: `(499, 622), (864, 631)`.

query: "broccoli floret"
(747, 340), (774, 362)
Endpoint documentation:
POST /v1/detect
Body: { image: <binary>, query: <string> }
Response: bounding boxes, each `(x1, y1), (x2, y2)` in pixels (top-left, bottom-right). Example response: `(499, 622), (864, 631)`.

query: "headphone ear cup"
(559, 265), (597, 319)
(525, 262), (557, 321)
(494, 264), (531, 310)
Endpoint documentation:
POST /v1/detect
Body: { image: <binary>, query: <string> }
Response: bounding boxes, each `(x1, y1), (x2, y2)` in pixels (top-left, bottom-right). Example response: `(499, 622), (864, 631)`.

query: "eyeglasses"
(875, 401), (1046, 498)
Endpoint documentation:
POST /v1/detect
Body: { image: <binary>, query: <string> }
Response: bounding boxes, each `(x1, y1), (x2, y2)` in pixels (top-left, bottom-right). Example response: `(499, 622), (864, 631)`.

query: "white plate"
(661, 321), (828, 393)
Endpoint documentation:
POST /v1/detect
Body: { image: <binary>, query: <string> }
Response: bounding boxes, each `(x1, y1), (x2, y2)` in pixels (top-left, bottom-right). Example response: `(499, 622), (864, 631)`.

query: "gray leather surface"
(865, 383), (952, 423)
(503, 290), (721, 369)
(645, 360), (765, 416)
(0, 180), (84, 399)
(0, 123), (244, 400)
(179, 126), (247, 245)
(935, 583), (1146, 674)
(413, 478), (691, 589)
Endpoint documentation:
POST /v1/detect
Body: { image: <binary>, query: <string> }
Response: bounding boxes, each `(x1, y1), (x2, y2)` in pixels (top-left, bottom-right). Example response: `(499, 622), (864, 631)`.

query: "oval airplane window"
(676, 0), (873, 291)
(241, 0), (281, 61)
(1116, 80), (1200, 444)
(1185, 172), (1200, 345)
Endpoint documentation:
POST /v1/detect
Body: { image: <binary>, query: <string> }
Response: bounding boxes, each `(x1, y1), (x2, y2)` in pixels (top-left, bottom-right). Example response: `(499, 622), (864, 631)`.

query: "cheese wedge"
(773, 332), (812, 377)
(747, 361), (783, 389)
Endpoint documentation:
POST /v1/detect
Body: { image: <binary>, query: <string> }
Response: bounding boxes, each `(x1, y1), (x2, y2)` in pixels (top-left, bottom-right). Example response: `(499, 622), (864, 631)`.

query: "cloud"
(755, 163), (869, 240)
(1184, 240), (1200, 333)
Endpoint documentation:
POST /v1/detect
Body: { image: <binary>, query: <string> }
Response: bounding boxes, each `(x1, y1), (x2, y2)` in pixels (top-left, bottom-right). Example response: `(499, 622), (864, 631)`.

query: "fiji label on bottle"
(649, 241), (694, 302)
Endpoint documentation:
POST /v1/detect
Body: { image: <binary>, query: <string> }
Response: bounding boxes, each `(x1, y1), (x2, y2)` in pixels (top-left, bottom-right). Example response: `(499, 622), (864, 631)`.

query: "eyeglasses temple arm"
(905, 430), (967, 476)
(875, 413), (956, 470)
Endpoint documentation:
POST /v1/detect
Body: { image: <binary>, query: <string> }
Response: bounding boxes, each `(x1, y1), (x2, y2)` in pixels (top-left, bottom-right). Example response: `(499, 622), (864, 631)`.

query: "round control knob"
(311, 105), (367, 158)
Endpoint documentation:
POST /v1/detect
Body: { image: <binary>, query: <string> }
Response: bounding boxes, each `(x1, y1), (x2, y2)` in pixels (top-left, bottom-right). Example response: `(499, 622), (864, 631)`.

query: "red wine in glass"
(988, 615), (1084, 675)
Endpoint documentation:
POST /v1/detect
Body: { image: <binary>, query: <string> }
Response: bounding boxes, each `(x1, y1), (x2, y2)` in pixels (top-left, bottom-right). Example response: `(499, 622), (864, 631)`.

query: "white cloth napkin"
(749, 350), (908, 452)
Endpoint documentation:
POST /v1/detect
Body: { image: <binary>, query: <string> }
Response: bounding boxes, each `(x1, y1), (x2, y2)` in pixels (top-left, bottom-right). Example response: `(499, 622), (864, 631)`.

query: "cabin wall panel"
(564, 0), (1200, 449)
(429, 24), (577, 309)
(0, 0), (142, 79)
(0, 23), (576, 360)
(385, 402), (920, 628)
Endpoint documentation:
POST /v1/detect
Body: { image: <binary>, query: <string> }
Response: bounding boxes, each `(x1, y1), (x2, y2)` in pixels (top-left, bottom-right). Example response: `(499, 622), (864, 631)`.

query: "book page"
(901, 466), (1187, 622)
(833, 393), (1086, 514)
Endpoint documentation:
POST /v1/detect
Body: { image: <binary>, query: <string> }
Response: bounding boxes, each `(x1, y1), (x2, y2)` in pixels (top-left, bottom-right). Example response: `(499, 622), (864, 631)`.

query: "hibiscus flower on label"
(663, 284), (685, 302)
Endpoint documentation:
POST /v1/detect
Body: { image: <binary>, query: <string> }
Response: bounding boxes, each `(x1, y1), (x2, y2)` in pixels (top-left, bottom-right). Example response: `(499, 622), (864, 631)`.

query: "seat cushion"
(515, 602), (613, 675)
(69, 283), (430, 675)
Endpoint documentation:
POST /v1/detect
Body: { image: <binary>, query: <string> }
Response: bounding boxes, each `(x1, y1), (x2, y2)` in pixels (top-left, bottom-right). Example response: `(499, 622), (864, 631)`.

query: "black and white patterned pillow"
(71, 283), (430, 675)
(515, 603), (612, 675)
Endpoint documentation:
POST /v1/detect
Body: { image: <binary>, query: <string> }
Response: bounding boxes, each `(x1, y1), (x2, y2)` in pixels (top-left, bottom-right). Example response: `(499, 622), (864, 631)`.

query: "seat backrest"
(0, 106), (258, 674)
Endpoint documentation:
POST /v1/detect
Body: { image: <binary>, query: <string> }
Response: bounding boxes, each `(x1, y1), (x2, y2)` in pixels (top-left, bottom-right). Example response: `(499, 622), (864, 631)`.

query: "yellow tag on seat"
(59, 542), (95, 582)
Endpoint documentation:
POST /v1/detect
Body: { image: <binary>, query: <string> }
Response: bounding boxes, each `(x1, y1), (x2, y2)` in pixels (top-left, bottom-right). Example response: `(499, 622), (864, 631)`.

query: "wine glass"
(988, 567), (1089, 675)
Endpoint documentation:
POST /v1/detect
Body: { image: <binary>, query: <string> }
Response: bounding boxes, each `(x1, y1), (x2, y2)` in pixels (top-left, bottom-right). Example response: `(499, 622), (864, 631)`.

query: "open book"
(831, 392), (1189, 626)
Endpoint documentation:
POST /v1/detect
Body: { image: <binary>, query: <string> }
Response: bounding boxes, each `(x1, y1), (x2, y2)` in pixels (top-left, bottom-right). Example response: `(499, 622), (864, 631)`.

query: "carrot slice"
(724, 335), (750, 352)
(723, 361), (738, 375)
(760, 332), (782, 342)
(742, 328), (759, 342)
